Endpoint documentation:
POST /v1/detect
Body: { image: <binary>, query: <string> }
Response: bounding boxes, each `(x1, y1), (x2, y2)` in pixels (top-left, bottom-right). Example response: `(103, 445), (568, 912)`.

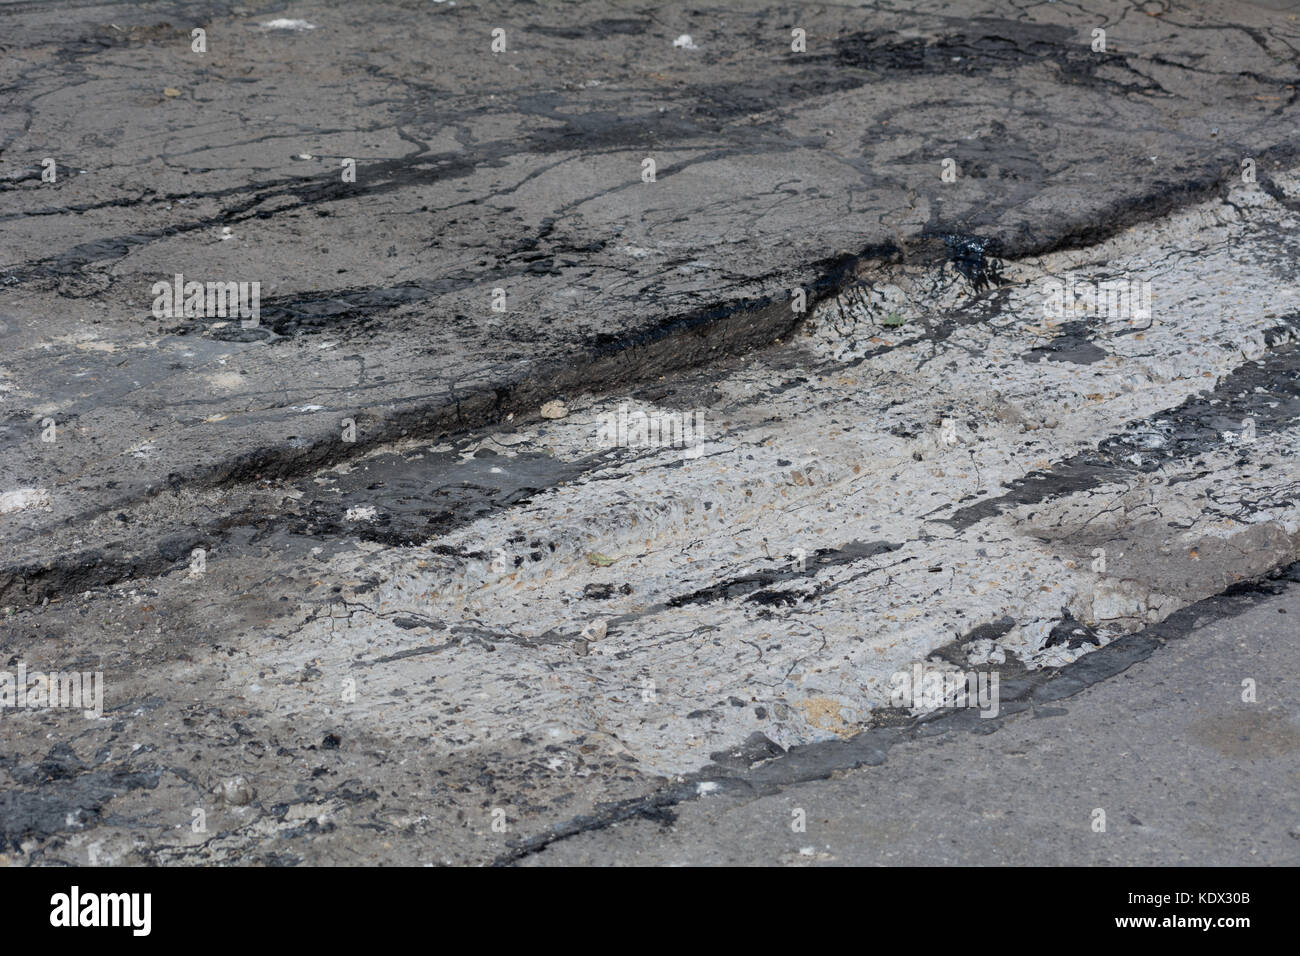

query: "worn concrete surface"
(2, 0), (1299, 866)
(520, 570), (1300, 866)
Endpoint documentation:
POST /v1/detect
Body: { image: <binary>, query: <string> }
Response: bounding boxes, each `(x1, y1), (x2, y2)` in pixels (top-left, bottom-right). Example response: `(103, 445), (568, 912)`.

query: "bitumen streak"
(944, 326), (1300, 531)
(666, 540), (901, 608)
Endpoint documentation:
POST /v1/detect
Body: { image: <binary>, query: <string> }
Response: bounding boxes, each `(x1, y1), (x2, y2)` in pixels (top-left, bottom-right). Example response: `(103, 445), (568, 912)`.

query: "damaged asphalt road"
(517, 566), (1300, 866)
(1, 0), (1299, 866)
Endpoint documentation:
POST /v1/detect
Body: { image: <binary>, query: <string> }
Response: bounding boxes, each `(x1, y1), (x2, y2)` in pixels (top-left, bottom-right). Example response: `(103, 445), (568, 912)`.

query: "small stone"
(540, 400), (568, 419)
(219, 776), (255, 806)
(162, 88), (181, 97)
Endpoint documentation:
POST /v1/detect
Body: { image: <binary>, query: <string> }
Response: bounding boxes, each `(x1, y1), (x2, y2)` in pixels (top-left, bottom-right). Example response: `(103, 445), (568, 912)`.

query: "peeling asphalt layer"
(1, 0), (1299, 865)
(516, 566), (1300, 866)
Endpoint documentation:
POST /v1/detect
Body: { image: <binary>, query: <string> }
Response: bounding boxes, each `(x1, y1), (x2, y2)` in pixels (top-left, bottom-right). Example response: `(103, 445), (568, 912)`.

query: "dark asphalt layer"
(4, 0), (1300, 601)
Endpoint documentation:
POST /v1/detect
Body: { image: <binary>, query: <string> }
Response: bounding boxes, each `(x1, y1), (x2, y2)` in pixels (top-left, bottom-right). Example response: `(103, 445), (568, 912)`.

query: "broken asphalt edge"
(8, 145), (1300, 607)
(490, 561), (1300, 866)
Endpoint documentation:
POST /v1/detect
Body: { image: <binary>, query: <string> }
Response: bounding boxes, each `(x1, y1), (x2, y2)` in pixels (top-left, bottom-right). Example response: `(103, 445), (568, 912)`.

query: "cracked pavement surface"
(2, 0), (1298, 865)
(520, 570), (1300, 865)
